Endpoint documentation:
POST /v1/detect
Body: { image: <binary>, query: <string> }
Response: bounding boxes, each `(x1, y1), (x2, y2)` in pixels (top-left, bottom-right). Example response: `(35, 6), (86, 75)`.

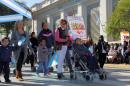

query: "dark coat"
(30, 37), (38, 52)
(0, 45), (14, 62)
(96, 41), (107, 54)
(38, 29), (54, 48)
(11, 30), (29, 62)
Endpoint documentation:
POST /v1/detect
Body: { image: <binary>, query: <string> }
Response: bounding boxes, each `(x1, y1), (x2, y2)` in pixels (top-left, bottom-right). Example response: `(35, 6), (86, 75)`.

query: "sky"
(19, 0), (43, 7)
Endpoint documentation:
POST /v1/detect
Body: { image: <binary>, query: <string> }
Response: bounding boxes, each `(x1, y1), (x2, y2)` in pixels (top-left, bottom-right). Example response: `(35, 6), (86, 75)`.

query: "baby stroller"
(72, 44), (107, 80)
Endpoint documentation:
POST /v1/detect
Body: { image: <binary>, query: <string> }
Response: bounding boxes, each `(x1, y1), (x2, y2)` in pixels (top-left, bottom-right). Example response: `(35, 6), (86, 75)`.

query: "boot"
(16, 70), (23, 81)
(19, 71), (24, 81)
(16, 70), (20, 79)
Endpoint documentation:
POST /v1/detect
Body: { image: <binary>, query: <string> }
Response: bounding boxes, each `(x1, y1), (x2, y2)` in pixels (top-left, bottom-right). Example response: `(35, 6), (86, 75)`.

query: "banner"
(67, 16), (87, 39)
(120, 31), (129, 44)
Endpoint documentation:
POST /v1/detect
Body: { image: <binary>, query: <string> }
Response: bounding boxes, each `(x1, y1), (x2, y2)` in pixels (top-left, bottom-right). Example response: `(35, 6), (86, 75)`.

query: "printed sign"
(120, 31), (129, 44)
(67, 16), (87, 39)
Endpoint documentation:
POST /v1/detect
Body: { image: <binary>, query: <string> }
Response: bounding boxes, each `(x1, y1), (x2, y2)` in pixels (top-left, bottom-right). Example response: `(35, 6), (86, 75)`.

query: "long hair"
(14, 21), (24, 30)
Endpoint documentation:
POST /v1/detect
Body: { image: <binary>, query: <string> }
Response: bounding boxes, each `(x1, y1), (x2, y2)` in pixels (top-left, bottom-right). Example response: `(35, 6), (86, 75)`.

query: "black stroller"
(72, 44), (107, 80)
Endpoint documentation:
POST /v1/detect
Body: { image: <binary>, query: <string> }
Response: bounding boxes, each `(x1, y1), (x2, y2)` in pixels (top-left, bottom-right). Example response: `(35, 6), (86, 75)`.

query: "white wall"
(100, 0), (113, 41)
(32, 0), (107, 39)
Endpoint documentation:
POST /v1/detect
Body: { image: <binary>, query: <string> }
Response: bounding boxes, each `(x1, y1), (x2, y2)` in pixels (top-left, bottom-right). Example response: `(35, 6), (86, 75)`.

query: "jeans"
(65, 49), (73, 73)
(48, 48), (52, 67)
(16, 50), (24, 71)
(57, 46), (67, 73)
(36, 60), (48, 75)
(98, 53), (107, 68)
(0, 62), (10, 81)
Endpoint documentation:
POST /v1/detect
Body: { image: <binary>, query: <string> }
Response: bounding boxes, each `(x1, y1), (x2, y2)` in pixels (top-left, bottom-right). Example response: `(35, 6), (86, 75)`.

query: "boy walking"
(36, 38), (49, 77)
(0, 37), (15, 83)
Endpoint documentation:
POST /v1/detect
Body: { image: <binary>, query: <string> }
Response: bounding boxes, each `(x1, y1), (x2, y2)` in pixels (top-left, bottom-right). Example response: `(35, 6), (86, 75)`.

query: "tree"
(106, 0), (130, 39)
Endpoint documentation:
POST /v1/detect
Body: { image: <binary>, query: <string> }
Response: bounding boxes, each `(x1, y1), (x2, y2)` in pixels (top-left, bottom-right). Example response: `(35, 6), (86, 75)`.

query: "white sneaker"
(35, 74), (40, 78)
(44, 75), (49, 78)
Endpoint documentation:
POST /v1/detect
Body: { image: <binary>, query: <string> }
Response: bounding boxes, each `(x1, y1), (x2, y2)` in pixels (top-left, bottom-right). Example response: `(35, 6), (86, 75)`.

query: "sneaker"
(31, 67), (36, 72)
(61, 73), (65, 78)
(57, 73), (62, 79)
(44, 75), (49, 78)
(5, 80), (11, 83)
(35, 74), (40, 78)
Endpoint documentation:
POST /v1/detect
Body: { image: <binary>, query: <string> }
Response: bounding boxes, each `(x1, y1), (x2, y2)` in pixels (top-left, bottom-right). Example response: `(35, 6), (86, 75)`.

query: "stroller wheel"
(13, 69), (16, 75)
(85, 75), (90, 81)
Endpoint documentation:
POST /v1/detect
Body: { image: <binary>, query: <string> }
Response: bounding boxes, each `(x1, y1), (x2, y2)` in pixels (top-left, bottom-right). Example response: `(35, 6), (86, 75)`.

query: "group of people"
(108, 41), (130, 64)
(0, 19), (110, 83)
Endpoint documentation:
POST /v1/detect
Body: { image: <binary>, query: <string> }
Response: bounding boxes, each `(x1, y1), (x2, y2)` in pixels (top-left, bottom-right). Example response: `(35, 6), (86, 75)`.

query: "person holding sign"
(11, 21), (29, 81)
(55, 19), (68, 79)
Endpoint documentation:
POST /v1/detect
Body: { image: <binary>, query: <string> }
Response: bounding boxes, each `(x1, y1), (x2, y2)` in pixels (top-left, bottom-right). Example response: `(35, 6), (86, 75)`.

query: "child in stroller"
(72, 38), (107, 80)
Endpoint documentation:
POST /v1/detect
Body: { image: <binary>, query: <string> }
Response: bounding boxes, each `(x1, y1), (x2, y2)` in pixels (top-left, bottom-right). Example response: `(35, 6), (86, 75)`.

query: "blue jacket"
(38, 29), (54, 48)
(0, 45), (14, 62)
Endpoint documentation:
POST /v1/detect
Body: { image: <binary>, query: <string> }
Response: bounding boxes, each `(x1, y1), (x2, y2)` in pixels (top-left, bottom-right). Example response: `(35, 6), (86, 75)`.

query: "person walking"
(38, 22), (54, 73)
(0, 37), (16, 83)
(11, 21), (29, 81)
(96, 35), (107, 69)
(29, 32), (38, 71)
(36, 38), (49, 77)
(55, 19), (68, 79)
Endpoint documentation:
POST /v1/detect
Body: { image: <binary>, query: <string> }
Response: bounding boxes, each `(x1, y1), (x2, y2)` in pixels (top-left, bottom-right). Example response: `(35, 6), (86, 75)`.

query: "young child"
(36, 38), (49, 77)
(0, 37), (15, 83)
(73, 38), (99, 72)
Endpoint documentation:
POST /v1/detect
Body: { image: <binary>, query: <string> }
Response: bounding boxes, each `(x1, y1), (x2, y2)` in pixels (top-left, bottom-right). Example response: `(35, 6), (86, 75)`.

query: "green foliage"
(106, 0), (130, 39)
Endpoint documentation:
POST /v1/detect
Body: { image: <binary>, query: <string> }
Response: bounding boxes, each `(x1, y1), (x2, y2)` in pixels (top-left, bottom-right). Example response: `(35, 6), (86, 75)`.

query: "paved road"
(0, 64), (130, 86)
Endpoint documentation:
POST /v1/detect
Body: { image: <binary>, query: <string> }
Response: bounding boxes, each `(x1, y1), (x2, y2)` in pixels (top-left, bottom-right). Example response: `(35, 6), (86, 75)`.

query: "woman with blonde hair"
(11, 21), (29, 81)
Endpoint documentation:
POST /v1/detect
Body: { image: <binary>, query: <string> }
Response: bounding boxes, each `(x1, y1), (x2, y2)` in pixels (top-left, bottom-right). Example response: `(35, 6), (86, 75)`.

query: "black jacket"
(38, 29), (54, 48)
(96, 41), (107, 54)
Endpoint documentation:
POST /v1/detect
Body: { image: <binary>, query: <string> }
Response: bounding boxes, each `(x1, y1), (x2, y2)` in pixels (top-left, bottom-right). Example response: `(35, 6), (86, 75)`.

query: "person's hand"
(65, 36), (69, 41)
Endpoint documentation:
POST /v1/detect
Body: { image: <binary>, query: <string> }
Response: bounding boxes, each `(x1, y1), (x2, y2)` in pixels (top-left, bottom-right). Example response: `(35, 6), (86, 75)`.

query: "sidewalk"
(0, 64), (130, 86)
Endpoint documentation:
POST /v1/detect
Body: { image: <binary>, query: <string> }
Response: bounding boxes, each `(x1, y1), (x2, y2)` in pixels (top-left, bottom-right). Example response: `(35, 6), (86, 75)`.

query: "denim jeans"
(57, 46), (67, 73)
(36, 60), (48, 75)
(65, 49), (73, 73)
(48, 48), (52, 67)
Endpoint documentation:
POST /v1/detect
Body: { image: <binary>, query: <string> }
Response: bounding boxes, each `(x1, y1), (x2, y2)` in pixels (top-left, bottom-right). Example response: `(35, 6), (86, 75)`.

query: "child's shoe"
(44, 74), (49, 78)
(5, 79), (11, 83)
(35, 74), (40, 78)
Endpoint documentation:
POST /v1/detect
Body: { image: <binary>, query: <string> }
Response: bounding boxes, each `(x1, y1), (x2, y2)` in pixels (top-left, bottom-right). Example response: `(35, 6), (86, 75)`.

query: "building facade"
(31, 0), (117, 42)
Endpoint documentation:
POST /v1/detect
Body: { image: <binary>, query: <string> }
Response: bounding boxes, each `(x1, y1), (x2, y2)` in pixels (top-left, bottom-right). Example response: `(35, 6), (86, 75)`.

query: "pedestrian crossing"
(0, 65), (130, 86)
